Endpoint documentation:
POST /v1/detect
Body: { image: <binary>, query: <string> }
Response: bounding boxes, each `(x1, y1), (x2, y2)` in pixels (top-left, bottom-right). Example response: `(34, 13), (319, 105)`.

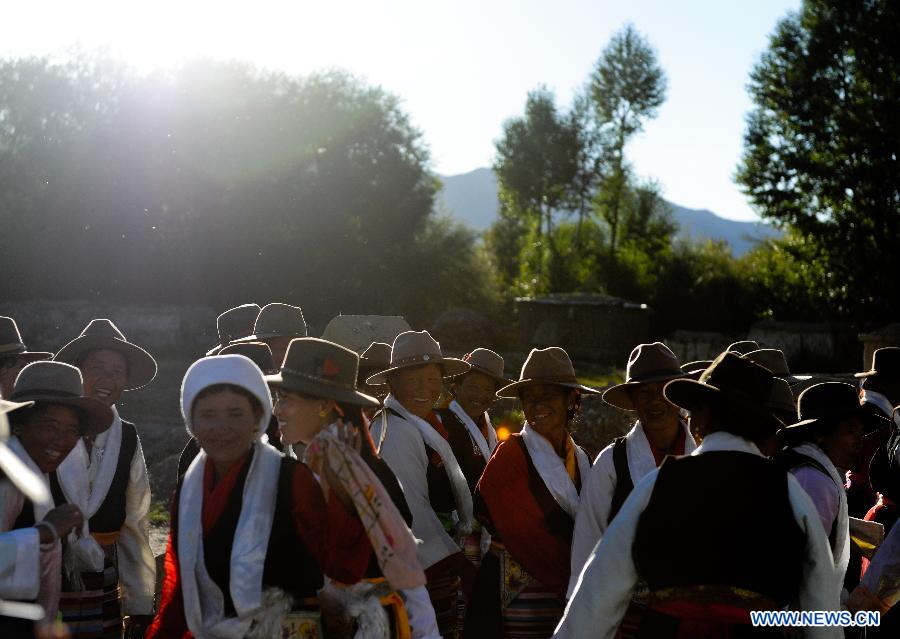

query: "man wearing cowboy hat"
(0, 316), (52, 400)
(233, 302), (308, 367)
(556, 353), (840, 639)
(53, 319), (158, 638)
(569, 342), (696, 599)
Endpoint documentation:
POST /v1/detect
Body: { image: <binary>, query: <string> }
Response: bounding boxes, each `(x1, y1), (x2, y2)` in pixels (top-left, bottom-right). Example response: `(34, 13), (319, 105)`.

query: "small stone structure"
(859, 323), (900, 370)
(515, 293), (651, 364)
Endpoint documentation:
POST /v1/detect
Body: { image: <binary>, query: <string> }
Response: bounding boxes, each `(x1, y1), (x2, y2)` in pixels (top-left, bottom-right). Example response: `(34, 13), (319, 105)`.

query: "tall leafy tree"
(589, 23), (667, 257)
(737, 0), (900, 319)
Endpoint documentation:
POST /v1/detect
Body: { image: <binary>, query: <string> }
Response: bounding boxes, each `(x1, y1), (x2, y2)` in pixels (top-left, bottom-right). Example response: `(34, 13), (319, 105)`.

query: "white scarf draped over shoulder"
(382, 395), (474, 534)
(178, 441), (282, 639)
(520, 423), (590, 519)
(447, 399), (497, 463)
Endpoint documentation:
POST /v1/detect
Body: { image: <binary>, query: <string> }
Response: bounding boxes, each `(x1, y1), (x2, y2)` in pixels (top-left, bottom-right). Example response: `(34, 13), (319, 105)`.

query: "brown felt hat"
(206, 304), (261, 355)
(321, 315), (412, 354)
(0, 317), (52, 363)
(365, 331), (470, 386)
(455, 348), (512, 387)
(744, 349), (791, 376)
(726, 340), (761, 356)
(235, 303), (307, 343)
(497, 347), (600, 398)
(768, 377), (796, 417)
(219, 341), (276, 375)
(603, 342), (686, 410)
(856, 347), (900, 380)
(784, 382), (874, 432)
(54, 319), (157, 390)
(664, 351), (782, 435)
(10, 361), (113, 436)
(358, 341), (392, 387)
(681, 360), (713, 381)
(266, 338), (380, 407)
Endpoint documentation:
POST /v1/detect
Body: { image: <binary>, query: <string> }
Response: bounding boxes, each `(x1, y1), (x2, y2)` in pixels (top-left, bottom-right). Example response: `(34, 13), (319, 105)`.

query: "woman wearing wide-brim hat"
(464, 347), (598, 639)
(438, 349), (509, 568)
(148, 354), (374, 639)
(367, 330), (472, 638)
(53, 318), (158, 638)
(267, 337), (435, 639)
(778, 382), (880, 601)
(1, 361), (111, 637)
(555, 352), (839, 638)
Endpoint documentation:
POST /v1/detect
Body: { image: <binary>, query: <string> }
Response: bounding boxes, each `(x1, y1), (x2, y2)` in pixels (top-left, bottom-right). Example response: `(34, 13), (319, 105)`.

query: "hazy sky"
(3, 0), (800, 221)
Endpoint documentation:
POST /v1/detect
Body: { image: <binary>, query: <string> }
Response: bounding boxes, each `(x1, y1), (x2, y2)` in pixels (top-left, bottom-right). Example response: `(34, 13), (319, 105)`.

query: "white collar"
(625, 420), (697, 481)
(691, 431), (764, 457)
(861, 389), (897, 422)
(520, 423), (590, 519)
(448, 400), (496, 462)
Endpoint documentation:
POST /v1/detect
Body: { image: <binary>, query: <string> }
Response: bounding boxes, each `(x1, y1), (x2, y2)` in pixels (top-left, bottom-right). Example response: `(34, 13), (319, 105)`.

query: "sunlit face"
(453, 371), (497, 419)
(191, 389), (260, 469)
(388, 364), (443, 419)
(0, 355), (27, 399)
(80, 349), (128, 408)
(17, 404), (82, 473)
(520, 384), (574, 436)
(629, 381), (680, 434)
(272, 388), (329, 446)
(819, 416), (864, 471)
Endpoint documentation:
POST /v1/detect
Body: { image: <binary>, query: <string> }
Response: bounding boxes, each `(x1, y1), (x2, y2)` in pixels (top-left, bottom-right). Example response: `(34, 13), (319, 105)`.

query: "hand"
(123, 614), (155, 639)
(35, 620), (71, 639)
(41, 504), (84, 541)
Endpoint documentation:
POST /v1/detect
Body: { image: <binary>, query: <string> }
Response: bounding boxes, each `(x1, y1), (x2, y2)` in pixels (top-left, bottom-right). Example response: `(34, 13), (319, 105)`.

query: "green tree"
(736, 0), (900, 320)
(493, 87), (580, 292)
(589, 23), (667, 258)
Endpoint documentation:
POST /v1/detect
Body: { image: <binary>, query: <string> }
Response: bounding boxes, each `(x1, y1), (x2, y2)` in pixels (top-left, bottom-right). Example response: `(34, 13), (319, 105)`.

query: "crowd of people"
(1, 305), (899, 639)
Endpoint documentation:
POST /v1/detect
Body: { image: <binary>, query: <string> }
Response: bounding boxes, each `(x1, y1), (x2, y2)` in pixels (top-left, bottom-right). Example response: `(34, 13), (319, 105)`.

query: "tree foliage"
(736, 0), (900, 319)
(0, 54), (491, 327)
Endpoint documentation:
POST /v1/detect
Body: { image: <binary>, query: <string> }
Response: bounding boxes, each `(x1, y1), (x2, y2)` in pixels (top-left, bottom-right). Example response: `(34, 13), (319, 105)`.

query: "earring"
(318, 409), (329, 418)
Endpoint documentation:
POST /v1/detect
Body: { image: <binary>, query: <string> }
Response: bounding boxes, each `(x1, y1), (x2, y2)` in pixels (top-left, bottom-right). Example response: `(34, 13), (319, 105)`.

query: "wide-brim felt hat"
(10, 361), (113, 436)
(54, 319), (157, 391)
(744, 349), (791, 377)
(219, 341), (276, 374)
(267, 338), (380, 408)
(768, 377), (796, 416)
(497, 347), (600, 398)
(603, 342), (686, 410)
(206, 303), (262, 355)
(366, 330), (470, 386)
(358, 341), (392, 387)
(681, 360), (713, 381)
(0, 316), (52, 362)
(856, 347), (900, 380)
(455, 348), (513, 388)
(235, 302), (307, 342)
(321, 315), (412, 354)
(726, 340), (761, 355)
(784, 382), (874, 431)
(664, 351), (783, 434)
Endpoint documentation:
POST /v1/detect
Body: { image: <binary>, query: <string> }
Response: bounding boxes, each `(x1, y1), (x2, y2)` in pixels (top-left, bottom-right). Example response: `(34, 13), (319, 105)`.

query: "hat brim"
(496, 378), (601, 399)
(365, 358), (471, 386)
(782, 403), (872, 431)
(9, 393), (113, 437)
(7, 351), (54, 363)
(55, 336), (157, 390)
(854, 370), (878, 379)
(664, 379), (784, 434)
(602, 372), (689, 411)
(234, 332), (307, 343)
(265, 373), (381, 408)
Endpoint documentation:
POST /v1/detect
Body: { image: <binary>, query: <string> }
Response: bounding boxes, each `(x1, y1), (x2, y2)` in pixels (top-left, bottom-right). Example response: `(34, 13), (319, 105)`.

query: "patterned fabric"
(282, 609), (322, 638)
(425, 562), (461, 639)
(58, 542), (122, 638)
(501, 581), (565, 639)
(304, 426), (426, 591)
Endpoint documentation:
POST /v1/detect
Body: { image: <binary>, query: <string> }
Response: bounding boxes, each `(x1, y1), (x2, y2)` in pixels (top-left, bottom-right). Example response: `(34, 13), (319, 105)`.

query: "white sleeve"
(786, 473), (843, 639)
(116, 436), (156, 615)
(860, 515), (900, 608)
(0, 528), (41, 600)
(379, 417), (459, 569)
(401, 584), (441, 639)
(554, 469), (658, 639)
(568, 445), (617, 597)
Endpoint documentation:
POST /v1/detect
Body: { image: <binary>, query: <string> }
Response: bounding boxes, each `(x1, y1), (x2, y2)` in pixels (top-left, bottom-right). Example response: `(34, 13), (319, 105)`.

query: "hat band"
(281, 367), (356, 391)
(626, 368), (684, 383)
(391, 354), (443, 367)
(10, 388), (82, 402)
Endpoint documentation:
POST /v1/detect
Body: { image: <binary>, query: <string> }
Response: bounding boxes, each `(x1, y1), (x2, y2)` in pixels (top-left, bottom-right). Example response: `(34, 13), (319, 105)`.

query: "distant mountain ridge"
(435, 167), (781, 256)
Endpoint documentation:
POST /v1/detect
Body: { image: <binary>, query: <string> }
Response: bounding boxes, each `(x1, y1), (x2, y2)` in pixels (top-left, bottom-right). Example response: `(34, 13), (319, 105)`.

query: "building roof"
(515, 292), (647, 310)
